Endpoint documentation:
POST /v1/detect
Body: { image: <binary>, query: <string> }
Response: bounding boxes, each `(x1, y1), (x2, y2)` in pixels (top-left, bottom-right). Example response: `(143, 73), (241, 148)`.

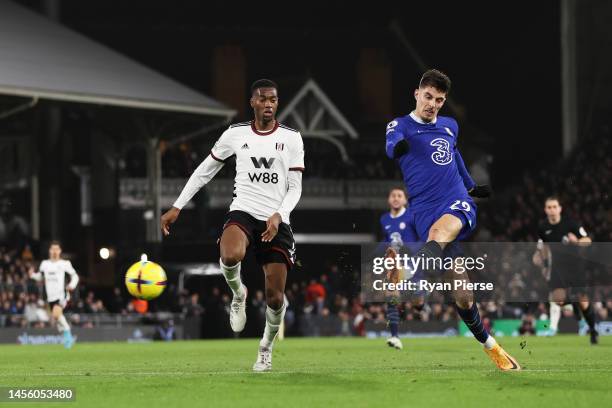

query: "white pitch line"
(0, 368), (610, 377)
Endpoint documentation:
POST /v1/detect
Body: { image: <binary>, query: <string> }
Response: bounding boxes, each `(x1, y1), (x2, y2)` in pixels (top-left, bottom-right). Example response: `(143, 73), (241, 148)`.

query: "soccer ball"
(125, 255), (167, 300)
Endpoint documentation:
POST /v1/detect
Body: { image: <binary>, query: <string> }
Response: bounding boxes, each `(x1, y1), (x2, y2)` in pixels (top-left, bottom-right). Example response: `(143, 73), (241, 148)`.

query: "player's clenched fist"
(161, 207), (181, 236)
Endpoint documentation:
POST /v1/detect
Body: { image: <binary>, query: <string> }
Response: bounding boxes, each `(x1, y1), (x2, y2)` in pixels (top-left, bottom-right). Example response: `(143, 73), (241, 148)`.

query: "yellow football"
(125, 255), (167, 300)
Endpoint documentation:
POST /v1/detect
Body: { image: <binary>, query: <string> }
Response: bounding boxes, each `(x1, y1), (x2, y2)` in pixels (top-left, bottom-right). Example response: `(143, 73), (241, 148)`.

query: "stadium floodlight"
(99, 247), (116, 260)
(99, 247), (110, 260)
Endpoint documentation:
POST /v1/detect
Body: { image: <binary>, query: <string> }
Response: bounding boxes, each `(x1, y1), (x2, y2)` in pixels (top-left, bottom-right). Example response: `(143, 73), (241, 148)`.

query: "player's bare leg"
(220, 225), (249, 332)
(427, 213), (462, 244)
(253, 262), (288, 372)
(52, 304), (74, 349)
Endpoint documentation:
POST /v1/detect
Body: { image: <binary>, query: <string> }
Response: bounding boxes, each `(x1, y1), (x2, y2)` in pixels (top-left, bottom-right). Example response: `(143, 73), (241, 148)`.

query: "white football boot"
(386, 336), (403, 350)
(229, 284), (247, 332)
(252, 346), (273, 372)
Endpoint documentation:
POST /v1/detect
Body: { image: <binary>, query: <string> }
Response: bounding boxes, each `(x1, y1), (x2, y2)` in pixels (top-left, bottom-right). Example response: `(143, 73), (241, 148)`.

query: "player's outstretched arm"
(161, 207), (180, 236)
(29, 266), (43, 281)
(533, 240), (551, 279)
(455, 147), (491, 198)
(567, 223), (592, 245)
(385, 121), (409, 159)
(567, 232), (592, 245)
(263, 170), (303, 242)
(532, 245), (546, 267)
(161, 154), (225, 236)
(262, 132), (305, 242)
(455, 148), (476, 190)
(65, 261), (79, 291)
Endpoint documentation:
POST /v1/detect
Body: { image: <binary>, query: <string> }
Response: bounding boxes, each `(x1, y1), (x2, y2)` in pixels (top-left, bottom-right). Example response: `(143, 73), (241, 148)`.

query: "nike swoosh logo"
(503, 351), (519, 370)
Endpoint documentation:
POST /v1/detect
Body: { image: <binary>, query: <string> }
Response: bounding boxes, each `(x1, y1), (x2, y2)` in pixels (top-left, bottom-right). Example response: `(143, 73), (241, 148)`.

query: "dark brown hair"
(49, 240), (62, 248)
(389, 187), (407, 198)
(545, 196), (561, 206)
(419, 69), (451, 94)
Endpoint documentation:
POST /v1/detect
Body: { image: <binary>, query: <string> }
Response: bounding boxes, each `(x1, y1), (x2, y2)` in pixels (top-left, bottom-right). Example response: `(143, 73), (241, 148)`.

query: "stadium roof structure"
(278, 79), (358, 162)
(0, 1), (235, 118)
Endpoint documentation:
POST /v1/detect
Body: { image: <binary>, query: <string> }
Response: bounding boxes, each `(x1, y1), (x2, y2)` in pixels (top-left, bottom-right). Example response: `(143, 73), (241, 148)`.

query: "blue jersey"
(380, 208), (412, 246)
(385, 113), (475, 211)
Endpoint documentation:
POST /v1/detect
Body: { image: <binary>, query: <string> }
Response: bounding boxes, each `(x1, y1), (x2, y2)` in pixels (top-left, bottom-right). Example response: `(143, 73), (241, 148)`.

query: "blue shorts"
(405, 196), (477, 243)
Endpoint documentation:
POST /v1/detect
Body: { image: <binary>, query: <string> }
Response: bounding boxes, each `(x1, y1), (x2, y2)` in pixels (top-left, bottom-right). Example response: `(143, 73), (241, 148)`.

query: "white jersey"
(34, 259), (79, 303)
(174, 120), (305, 223)
(212, 121), (305, 222)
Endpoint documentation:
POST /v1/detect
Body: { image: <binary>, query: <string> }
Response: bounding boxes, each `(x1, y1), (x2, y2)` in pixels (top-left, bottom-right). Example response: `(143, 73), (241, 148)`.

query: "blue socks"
(387, 303), (399, 337)
(456, 303), (489, 344)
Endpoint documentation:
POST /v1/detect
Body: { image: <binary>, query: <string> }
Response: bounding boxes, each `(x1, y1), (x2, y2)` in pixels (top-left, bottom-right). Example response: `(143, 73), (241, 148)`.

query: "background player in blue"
(384, 69), (520, 371)
(380, 187), (411, 247)
(380, 187), (410, 350)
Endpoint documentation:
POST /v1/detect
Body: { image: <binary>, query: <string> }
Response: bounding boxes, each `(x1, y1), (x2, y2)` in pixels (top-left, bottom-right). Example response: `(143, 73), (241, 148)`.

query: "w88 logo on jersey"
(248, 172), (278, 184)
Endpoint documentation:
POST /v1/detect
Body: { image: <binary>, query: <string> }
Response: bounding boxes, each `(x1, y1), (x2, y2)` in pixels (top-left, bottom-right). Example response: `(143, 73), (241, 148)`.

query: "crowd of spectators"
(479, 127), (612, 242)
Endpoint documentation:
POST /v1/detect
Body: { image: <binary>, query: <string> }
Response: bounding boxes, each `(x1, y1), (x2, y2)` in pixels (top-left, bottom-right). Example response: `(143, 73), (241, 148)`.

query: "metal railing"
(0, 312), (183, 329)
(120, 178), (400, 210)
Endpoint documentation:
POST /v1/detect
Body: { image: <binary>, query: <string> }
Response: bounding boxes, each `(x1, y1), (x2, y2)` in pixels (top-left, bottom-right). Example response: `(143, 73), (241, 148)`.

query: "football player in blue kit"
(380, 187), (410, 350)
(379, 187), (427, 350)
(384, 69), (520, 371)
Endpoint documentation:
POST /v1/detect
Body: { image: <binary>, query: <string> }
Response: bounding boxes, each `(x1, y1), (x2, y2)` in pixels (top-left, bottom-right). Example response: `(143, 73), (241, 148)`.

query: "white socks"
(483, 336), (497, 350)
(260, 301), (287, 349)
(57, 315), (70, 333)
(220, 259), (245, 298)
(220, 256), (286, 349)
(549, 302), (561, 332)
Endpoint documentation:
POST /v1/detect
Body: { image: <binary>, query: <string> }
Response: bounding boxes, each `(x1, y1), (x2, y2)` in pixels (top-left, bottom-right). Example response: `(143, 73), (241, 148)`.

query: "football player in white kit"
(161, 79), (304, 371)
(29, 241), (79, 348)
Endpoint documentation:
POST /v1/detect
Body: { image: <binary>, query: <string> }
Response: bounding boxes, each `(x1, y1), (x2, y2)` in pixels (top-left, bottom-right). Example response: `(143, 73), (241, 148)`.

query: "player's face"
(414, 86), (446, 123)
(544, 200), (562, 220)
(49, 244), (61, 260)
(250, 87), (278, 123)
(388, 189), (407, 211)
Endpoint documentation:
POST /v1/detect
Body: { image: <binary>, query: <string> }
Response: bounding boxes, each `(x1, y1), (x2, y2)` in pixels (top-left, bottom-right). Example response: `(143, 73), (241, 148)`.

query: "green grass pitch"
(0, 335), (610, 407)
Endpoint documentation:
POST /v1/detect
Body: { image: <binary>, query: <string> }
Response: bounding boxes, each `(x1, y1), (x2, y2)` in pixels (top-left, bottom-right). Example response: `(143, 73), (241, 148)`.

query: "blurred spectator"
(251, 290), (267, 333)
(108, 287), (126, 314)
(305, 279), (326, 314)
(518, 315), (536, 336)
(184, 293), (204, 317)
(153, 319), (177, 341)
(130, 298), (148, 314)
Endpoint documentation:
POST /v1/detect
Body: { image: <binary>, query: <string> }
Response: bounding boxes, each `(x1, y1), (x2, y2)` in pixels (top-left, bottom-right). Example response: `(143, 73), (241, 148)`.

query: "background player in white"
(161, 79), (304, 372)
(29, 241), (79, 348)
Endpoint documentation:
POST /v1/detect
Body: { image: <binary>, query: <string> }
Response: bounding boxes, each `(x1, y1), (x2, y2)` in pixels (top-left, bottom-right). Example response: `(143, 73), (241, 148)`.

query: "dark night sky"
(19, 0), (563, 184)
